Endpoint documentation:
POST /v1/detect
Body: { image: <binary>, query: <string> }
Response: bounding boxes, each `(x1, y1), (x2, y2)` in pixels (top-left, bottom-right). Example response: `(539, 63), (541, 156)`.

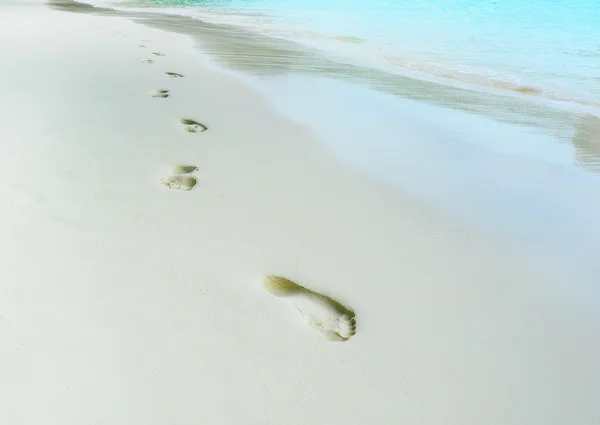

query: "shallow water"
(97, 0), (600, 113)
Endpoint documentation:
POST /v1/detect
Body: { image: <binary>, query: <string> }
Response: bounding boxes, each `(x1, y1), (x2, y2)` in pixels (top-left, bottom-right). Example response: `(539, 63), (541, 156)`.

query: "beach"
(1, 1), (599, 424)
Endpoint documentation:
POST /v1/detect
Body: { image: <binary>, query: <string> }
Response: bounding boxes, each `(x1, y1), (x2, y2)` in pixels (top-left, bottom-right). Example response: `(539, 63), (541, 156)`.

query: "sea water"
(96, 0), (599, 112)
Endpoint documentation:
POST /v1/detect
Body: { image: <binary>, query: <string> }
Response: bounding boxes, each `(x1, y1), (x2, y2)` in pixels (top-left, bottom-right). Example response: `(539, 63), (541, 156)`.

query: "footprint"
(166, 72), (184, 78)
(170, 165), (198, 174)
(152, 52), (165, 56)
(143, 59), (154, 64)
(179, 118), (207, 133)
(139, 44), (146, 48)
(151, 89), (169, 98)
(161, 175), (197, 191)
(263, 275), (357, 342)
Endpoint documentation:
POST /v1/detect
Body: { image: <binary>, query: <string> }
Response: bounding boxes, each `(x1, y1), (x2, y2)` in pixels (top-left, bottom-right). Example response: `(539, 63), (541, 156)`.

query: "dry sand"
(0, 1), (599, 424)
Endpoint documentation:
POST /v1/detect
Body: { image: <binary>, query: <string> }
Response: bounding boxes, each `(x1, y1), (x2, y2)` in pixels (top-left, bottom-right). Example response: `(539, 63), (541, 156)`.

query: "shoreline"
(54, 1), (600, 122)
(1, 1), (599, 424)
(69, 0), (600, 116)
(51, 0), (600, 179)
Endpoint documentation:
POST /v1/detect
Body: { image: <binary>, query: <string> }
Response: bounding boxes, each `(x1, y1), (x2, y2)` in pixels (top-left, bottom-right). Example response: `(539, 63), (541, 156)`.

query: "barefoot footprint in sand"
(263, 275), (357, 342)
(151, 89), (169, 98)
(161, 165), (199, 191)
(166, 72), (184, 78)
(179, 118), (207, 133)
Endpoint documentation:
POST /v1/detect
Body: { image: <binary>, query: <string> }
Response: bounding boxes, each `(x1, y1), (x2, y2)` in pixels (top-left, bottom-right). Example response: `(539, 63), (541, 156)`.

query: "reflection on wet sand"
(572, 114), (600, 172)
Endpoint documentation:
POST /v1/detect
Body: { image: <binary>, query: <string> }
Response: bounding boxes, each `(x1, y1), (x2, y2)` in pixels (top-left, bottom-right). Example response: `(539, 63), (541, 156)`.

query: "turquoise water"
(98, 0), (599, 112)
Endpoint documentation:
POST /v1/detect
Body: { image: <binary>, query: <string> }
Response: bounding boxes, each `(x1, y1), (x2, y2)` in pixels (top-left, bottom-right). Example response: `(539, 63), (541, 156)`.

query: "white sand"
(1, 1), (599, 424)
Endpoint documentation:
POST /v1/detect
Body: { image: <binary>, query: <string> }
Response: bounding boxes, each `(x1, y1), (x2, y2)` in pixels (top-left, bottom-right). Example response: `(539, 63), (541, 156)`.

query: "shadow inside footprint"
(151, 89), (169, 98)
(166, 72), (184, 78)
(179, 118), (207, 133)
(161, 175), (197, 191)
(171, 165), (198, 174)
(263, 275), (357, 342)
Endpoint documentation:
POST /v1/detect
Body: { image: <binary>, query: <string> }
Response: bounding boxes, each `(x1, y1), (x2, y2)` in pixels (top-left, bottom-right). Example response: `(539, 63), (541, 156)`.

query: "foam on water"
(94, 0), (600, 113)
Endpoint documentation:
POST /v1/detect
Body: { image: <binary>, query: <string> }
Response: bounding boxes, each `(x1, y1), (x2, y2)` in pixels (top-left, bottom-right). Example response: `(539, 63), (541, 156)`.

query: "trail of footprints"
(140, 41), (357, 342)
(140, 43), (164, 63)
